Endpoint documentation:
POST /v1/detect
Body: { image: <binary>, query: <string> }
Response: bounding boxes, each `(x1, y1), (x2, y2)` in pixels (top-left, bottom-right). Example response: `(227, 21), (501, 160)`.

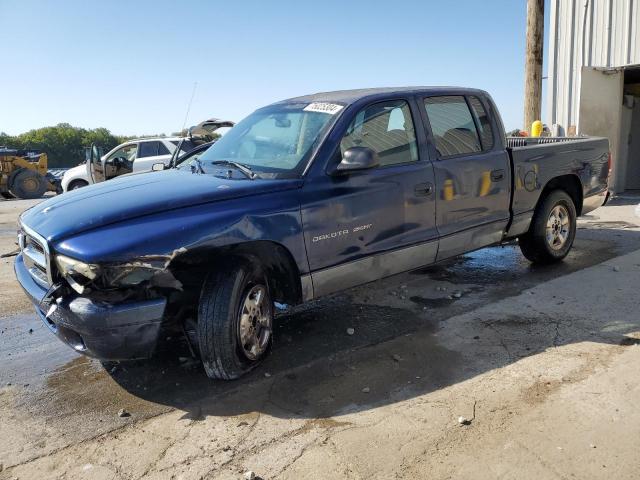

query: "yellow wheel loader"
(0, 148), (61, 199)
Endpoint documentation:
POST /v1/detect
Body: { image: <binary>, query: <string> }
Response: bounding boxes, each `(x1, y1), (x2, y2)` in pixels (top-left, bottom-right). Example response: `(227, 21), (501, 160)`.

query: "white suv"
(61, 137), (196, 192)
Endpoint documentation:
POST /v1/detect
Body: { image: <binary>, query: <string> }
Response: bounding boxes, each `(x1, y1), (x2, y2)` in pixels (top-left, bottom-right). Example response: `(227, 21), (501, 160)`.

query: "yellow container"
(479, 171), (491, 197)
(531, 120), (543, 137)
(443, 179), (454, 201)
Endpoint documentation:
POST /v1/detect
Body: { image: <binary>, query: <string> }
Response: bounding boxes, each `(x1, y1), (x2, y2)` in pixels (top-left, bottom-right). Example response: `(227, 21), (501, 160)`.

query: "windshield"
(190, 103), (341, 177)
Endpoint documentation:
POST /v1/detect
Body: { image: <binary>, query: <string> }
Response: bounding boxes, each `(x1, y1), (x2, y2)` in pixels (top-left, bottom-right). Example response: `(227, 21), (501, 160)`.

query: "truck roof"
(277, 86), (489, 106)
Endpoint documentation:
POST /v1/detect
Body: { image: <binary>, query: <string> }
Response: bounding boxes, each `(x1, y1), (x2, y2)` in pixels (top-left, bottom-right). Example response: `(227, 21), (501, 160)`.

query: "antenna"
(181, 81), (198, 133)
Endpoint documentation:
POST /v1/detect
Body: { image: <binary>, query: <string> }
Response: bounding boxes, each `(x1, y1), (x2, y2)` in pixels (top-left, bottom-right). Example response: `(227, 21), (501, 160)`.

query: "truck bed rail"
(506, 137), (584, 148)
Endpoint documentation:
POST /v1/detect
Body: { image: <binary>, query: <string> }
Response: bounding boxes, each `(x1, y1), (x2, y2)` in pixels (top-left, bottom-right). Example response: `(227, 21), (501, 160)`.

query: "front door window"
(106, 144), (137, 177)
(340, 100), (419, 166)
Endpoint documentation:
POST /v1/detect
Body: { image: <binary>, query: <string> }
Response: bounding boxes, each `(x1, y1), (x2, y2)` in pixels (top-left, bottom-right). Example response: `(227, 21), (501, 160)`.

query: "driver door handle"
(414, 182), (433, 196)
(491, 169), (505, 182)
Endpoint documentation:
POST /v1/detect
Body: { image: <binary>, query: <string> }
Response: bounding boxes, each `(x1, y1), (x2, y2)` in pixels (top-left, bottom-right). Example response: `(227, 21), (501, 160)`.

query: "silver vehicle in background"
(61, 119), (233, 191)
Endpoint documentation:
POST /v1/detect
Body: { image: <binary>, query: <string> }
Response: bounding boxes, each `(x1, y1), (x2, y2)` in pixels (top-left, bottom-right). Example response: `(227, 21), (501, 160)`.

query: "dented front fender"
(51, 187), (310, 280)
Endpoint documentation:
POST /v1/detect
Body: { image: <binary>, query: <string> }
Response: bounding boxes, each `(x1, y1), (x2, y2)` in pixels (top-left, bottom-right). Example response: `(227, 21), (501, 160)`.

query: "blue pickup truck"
(15, 87), (610, 380)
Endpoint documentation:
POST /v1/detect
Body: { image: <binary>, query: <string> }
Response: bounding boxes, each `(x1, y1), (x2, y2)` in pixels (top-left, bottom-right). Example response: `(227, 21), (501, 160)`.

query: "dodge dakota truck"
(15, 87), (610, 380)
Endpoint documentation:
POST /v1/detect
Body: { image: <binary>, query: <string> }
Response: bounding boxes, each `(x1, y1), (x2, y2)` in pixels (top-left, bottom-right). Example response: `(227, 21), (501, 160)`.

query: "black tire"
(519, 190), (577, 264)
(0, 192), (14, 199)
(197, 261), (273, 380)
(9, 169), (47, 199)
(68, 179), (89, 191)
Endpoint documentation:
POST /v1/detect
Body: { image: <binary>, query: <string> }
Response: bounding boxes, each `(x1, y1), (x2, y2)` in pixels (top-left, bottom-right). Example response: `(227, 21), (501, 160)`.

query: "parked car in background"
(61, 137), (189, 192)
(84, 119), (234, 187)
(15, 87), (610, 381)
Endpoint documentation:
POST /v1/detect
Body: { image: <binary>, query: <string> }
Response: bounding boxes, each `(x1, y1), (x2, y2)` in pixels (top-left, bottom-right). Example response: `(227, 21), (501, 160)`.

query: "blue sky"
(0, 0), (547, 136)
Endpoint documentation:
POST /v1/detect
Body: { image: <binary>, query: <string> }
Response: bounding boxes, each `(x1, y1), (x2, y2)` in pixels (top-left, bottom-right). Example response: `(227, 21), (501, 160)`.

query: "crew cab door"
(420, 94), (511, 260)
(86, 143), (136, 184)
(133, 140), (172, 172)
(300, 98), (438, 298)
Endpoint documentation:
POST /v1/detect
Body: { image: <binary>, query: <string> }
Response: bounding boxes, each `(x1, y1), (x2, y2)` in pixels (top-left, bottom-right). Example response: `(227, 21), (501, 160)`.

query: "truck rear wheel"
(9, 169), (47, 199)
(519, 190), (577, 264)
(197, 261), (273, 380)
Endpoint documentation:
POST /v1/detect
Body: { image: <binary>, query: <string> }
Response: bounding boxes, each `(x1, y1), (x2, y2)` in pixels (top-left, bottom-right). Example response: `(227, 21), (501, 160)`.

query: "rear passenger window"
(424, 96), (481, 157)
(468, 96), (495, 150)
(138, 141), (159, 158)
(340, 100), (418, 167)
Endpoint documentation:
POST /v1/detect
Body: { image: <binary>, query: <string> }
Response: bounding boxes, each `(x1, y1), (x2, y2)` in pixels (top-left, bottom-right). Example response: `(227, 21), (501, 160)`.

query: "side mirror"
(332, 147), (379, 175)
(152, 163), (165, 172)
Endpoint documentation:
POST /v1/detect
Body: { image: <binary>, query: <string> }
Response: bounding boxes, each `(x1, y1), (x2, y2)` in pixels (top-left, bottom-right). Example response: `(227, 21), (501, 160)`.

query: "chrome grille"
(19, 224), (52, 287)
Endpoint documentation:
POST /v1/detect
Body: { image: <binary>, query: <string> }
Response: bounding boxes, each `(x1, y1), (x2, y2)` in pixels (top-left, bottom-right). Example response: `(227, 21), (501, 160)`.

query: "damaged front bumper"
(15, 253), (167, 360)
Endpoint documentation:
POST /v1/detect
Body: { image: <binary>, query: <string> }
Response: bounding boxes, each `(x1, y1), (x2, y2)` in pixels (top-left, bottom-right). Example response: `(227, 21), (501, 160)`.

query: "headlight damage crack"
(55, 247), (186, 295)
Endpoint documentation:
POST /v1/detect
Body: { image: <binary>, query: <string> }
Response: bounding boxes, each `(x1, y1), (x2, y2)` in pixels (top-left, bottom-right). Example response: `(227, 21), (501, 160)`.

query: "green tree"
(1, 124), (135, 168)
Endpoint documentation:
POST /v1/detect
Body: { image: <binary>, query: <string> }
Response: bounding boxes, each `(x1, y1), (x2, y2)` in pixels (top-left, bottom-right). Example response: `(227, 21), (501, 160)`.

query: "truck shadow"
(45, 222), (640, 421)
(602, 194), (640, 207)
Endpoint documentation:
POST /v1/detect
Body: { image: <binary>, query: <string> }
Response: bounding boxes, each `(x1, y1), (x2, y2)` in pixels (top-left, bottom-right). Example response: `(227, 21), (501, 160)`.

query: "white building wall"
(547, 0), (640, 132)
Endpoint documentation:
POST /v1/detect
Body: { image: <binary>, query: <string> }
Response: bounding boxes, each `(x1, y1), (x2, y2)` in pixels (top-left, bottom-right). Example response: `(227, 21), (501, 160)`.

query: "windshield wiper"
(211, 160), (257, 180)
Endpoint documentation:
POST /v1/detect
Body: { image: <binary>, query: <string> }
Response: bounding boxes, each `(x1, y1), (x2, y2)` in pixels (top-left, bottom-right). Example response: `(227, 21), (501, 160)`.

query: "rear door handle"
(414, 182), (433, 196)
(490, 169), (505, 182)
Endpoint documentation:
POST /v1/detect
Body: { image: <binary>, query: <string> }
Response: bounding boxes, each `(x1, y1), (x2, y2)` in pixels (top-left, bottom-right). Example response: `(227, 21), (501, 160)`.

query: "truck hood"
(21, 169), (302, 242)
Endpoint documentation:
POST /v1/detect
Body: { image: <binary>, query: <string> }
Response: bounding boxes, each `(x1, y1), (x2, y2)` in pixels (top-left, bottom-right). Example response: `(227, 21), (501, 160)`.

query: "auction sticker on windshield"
(303, 102), (344, 115)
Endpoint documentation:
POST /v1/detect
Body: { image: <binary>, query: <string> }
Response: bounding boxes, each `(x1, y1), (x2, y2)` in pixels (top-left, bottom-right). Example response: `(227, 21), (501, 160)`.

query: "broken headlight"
(55, 255), (178, 293)
(55, 254), (100, 294)
(100, 264), (158, 287)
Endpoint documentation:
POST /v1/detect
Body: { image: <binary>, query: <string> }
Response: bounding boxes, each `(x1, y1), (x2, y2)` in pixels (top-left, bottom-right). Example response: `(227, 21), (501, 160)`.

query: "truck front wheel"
(519, 190), (577, 264)
(197, 261), (273, 380)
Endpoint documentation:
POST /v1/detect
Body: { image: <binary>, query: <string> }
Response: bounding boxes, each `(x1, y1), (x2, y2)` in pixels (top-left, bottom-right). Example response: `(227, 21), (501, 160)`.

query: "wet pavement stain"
(409, 295), (456, 309)
(580, 220), (638, 229)
(4, 302), (427, 436)
(411, 232), (630, 290)
(40, 356), (167, 419)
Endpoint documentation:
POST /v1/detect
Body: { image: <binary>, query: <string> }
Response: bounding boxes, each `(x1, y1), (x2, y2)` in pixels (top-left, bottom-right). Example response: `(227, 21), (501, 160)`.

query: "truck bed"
(506, 136), (610, 237)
